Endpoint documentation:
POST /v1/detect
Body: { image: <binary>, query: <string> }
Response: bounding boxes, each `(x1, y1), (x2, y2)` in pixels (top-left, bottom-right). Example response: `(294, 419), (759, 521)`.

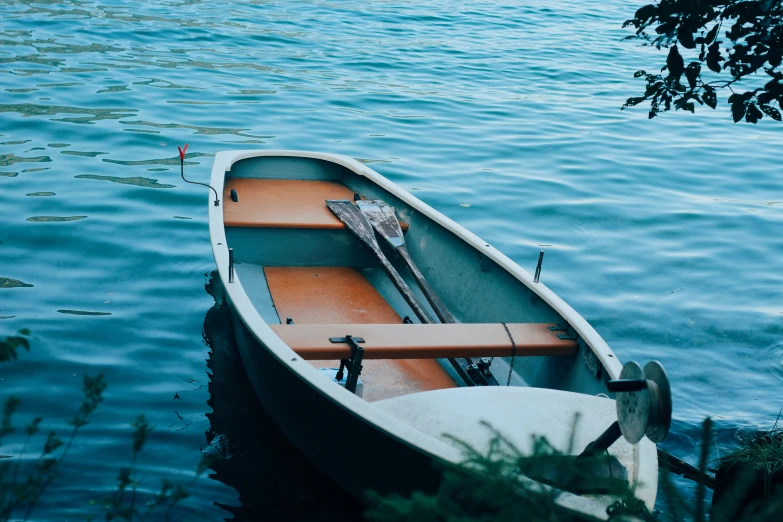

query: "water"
(1, 0), (781, 519)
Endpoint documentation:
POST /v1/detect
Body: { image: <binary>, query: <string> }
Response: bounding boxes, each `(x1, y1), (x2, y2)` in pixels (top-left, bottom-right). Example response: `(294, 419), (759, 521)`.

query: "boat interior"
(221, 155), (608, 403)
(214, 153), (659, 511)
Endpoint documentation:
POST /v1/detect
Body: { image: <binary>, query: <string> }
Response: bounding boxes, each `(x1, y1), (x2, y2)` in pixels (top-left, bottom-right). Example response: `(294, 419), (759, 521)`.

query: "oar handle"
(397, 246), (455, 324)
(375, 250), (435, 324)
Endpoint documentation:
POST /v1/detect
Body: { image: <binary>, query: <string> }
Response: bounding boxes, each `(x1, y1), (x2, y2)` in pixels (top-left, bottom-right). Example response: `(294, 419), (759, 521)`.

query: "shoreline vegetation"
(0, 331), (212, 521)
(364, 418), (783, 522)
(3, 331), (782, 521)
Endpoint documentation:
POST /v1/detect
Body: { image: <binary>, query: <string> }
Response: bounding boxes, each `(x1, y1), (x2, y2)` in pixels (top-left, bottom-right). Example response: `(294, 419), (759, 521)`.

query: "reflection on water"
(61, 150), (107, 157)
(0, 153), (50, 167)
(203, 272), (363, 521)
(102, 153), (209, 167)
(75, 174), (175, 189)
(0, 103), (136, 123)
(0, 277), (33, 288)
(25, 215), (87, 221)
(57, 309), (111, 316)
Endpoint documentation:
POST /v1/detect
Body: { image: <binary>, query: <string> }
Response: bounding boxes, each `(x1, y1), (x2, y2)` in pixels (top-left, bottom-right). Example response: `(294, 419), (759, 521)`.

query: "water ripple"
(0, 0), (781, 518)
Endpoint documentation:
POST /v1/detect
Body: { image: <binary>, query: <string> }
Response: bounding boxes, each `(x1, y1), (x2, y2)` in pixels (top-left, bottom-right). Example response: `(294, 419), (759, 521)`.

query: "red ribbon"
(177, 144), (189, 160)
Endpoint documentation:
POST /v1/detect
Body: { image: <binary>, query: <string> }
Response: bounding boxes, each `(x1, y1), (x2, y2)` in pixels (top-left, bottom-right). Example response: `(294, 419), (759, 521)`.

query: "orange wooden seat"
(264, 266), (456, 401)
(270, 323), (578, 360)
(223, 178), (407, 229)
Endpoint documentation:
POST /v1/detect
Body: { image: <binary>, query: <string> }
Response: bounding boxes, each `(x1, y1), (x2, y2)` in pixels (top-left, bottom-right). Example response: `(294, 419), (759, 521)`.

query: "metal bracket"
(533, 250), (544, 283)
(228, 248), (235, 283)
(331, 335), (365, 394)
(465, 359), (499, 386)
(579, 421), (622, 458)
(477, 358), (493, 377)
(286, 317), (294, 325)
(557, 333), (577, 340)
(231, 189), (238, 202)
(548, 324), (567, 332)
(402, 316), (413, 324)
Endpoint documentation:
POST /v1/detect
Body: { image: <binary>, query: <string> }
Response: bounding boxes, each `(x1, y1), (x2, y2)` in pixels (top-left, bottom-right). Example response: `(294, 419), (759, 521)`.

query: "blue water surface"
(1, 0), (781, 519)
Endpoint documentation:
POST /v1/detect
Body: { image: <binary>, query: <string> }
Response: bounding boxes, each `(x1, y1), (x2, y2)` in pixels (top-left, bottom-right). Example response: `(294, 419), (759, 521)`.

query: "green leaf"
(634, 70), (646, 78)
(685, 63), (701, 89)
(745, 104), (762, 124)
(706, 42), (723, 73)
(666, 45), (684, 78)
(760, 104), (782, 121)
(25, 417), (42, 437)
(634, 4), (657, 22)
(731, 99), (747, 123)
(623, 96), (647, 108)
(679, 29), (695, 49)
(705, 24), (719, 45)
(0, 336), (30, 362)
(42, 430), (64, 454)
(703, 87), (717, 109)
(645, 81), (663, 96)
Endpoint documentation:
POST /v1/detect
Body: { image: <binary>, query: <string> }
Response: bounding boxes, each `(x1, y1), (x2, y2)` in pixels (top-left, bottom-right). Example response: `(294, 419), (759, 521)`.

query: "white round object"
(616, 361), (649, 444)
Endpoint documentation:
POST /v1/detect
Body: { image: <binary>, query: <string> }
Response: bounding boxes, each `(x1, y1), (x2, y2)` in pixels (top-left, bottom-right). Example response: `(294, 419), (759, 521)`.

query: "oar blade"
(355, 200), (405, 248)
(325, 200), (381, 252)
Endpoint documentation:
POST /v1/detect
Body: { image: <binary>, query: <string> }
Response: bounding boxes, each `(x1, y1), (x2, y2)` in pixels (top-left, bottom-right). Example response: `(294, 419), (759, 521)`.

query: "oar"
(326, 200), (435, 325)
(356, 200), (454, 323)
(355, 199), (498, 387)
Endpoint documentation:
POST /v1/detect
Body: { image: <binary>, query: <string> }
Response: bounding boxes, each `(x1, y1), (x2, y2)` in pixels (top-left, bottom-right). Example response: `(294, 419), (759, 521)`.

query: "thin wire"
(181, 157), (220, 205)
(502, 322), (516, 386)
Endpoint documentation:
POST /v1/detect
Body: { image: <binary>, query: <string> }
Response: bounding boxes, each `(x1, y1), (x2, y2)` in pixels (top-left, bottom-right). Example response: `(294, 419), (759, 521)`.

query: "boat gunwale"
(207, 149), (656, 512)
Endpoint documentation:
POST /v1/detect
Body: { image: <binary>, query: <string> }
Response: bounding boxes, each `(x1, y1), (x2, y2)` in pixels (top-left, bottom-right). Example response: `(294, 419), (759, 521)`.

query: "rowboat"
(207, 150), (661, 519)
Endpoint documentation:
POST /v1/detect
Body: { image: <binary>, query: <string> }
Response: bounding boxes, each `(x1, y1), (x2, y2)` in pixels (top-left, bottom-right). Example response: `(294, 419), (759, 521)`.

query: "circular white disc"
(616, 361), (649, 444)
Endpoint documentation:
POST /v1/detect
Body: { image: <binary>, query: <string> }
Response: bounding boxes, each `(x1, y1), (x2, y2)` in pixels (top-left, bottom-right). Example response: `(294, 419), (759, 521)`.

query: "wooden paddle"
(326, 200), (435, 325)
(354, 199), (498, 387)
(356, 200), (455, 323)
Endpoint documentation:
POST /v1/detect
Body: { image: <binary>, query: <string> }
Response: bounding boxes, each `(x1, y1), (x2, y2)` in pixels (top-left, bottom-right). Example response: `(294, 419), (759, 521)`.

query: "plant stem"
(22, 423), (80, 521)
(694, 418), (713, 522)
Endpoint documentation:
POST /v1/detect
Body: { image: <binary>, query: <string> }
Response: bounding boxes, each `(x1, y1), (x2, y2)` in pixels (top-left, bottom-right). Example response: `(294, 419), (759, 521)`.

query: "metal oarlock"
(331, 335), (365, 394)
(533, 250), (544, 283)
(228, 248), (235, 283)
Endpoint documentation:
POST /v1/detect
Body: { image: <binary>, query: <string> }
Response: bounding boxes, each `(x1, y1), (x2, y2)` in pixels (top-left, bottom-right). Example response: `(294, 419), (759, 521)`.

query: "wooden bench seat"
(223, 178), (408, 229)
(270, 323), (578, 360)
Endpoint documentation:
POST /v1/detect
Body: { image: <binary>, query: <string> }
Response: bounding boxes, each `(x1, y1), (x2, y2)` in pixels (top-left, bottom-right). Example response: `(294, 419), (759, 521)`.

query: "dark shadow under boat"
(203, 271), (363, 521)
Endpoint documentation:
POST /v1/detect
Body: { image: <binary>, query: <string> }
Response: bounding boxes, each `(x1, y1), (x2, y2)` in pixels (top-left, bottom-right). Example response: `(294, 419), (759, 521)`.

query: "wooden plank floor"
(264, 266), (457, 402)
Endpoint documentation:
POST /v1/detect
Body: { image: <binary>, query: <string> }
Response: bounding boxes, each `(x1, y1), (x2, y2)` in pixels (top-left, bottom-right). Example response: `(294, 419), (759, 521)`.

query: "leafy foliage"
(0, 332), (211, 521)
(623, 1), (783, 123)
(366, 418), (783, 522)
(365, 420), (643, 522)
(0, 372), (105, 521)
(0, 330), (30, 363)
